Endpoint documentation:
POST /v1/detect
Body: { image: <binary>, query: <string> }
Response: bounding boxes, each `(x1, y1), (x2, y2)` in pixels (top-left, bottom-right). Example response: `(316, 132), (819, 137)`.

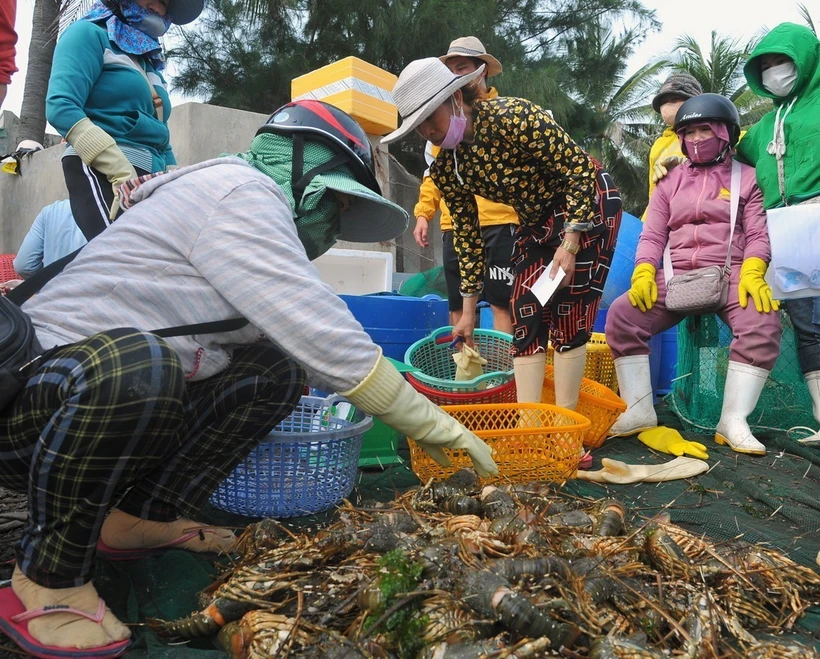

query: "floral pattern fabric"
(430, 96), (599, 295)
(82, 0), (168, 70)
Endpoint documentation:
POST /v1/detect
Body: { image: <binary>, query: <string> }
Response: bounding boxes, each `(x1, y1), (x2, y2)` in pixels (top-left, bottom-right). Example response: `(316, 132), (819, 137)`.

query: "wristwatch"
(560, 239), (580, 255)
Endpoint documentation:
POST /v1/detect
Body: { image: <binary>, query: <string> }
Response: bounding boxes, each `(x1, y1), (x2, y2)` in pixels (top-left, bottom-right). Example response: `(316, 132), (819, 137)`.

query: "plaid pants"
(0, 328), (305, 588)
(510, 169), (622, 356)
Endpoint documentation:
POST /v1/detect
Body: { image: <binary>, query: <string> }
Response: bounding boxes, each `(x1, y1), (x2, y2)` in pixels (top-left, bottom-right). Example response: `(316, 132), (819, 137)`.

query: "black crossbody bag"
(1, 248), (248, 411)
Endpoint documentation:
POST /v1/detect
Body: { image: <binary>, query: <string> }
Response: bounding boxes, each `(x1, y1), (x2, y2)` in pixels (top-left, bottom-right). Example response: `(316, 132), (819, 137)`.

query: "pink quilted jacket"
(636, 156), (770, 274)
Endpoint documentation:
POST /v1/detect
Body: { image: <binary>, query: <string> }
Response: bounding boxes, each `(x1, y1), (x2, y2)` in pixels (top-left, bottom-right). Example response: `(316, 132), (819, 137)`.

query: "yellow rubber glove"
(66, 118), (138, 220)
(576, 456), (709, 483)
(626, 263), (658, 312)
(453, 344), (487, 387)
(652, 155), (686, 185)
(638, 426), (709, 460)
(341, 351), (498, 477)
(738, 257), (779, 313)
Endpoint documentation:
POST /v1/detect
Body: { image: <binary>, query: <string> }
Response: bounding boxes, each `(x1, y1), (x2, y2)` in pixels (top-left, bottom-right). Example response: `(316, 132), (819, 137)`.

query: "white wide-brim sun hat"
(440, 36), (502, 78)
(381, 58), (485, 145)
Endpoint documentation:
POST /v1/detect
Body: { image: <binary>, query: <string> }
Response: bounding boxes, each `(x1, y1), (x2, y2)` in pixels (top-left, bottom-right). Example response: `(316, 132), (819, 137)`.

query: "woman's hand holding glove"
(66, 118), (138, 221)
(341, 353), (498, 477)
(738, 257), (779, 313)
(627, 263), (658, 312)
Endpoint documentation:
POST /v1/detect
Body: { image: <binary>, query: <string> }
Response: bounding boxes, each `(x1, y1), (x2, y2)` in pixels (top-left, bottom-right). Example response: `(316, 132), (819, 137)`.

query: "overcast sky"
(2, 1), (812, 123)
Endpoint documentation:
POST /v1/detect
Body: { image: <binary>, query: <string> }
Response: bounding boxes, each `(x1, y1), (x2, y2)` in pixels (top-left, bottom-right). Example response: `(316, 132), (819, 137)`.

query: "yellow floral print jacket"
(430, 96), (599, 295)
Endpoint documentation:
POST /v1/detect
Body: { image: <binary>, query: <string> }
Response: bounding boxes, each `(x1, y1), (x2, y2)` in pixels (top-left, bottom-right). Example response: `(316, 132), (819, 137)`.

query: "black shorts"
(63, 155), (149, 241)
(443, 224), (516, 312)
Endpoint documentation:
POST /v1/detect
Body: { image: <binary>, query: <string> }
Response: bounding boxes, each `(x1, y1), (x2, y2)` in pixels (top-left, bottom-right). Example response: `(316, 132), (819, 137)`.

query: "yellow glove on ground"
(738, 257), (779, 313)
(576, 456), (709, 483)
(66, 118), (138, 220)
(626, 263), (658, 312)
(652, 155), (686, 184)
(341, 352), (498, 477)
(638, 426), (709, 460)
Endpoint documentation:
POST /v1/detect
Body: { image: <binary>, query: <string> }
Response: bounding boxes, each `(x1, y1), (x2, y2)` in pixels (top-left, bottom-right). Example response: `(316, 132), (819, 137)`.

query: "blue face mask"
(120, 2), (172, 38)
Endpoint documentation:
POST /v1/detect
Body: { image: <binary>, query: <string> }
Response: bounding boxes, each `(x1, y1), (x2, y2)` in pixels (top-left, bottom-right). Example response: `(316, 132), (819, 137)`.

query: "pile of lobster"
(149, 469), (820, 658)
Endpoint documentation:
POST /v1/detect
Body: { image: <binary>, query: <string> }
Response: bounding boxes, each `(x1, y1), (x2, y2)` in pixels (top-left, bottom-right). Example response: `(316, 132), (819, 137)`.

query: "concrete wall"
(0, 102), (403, 259)
(0, 138), (69, 255)
(0, 110), (62, 155)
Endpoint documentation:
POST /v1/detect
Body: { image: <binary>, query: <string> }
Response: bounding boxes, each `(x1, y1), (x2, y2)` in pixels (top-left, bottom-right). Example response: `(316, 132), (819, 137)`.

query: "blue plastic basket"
(209, 396), (372, 518)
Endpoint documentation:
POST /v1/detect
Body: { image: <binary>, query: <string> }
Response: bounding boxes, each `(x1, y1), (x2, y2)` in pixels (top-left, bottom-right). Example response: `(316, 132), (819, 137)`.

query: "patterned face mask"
(233, 133), (347, 261)
(293, 195), (342, 261)
(82, 0), (171, 69)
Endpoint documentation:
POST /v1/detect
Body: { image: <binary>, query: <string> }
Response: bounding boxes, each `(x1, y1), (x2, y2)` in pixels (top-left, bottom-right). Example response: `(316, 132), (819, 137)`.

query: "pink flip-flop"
(0, 588), (131, 658)
(96, 527), (229, 561)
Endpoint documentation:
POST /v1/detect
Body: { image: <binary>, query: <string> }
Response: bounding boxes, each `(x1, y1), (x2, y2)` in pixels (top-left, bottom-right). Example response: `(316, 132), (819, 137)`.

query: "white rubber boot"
(797, 370), (820, 445)
(608, 355), (657, 437)
(515, 353), (546, 429)
(553, 344), (587, 411)
(714, 361), (769, 455)
(514, 353), (546, 404)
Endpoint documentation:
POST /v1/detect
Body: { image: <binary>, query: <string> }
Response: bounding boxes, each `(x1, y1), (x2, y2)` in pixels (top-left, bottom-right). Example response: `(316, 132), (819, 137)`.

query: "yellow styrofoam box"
(291, 57), (397, 136)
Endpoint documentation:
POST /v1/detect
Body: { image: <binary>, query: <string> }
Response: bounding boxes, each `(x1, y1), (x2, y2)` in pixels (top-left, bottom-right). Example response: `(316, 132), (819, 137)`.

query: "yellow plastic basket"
(408, 403), (590, 484)
(546, 332), (618, 393)
(541, 365), (627, 449)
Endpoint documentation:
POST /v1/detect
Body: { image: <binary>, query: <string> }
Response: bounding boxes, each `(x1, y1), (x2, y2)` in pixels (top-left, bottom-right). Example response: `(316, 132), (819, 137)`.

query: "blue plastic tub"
(601, 212), (642, 309)
(595, 306), (668, 399)
(340, 293), (449, 361)
(338, 293), (447, 468)
(209, 396), (371, 518)
(656, 326), (678, 395)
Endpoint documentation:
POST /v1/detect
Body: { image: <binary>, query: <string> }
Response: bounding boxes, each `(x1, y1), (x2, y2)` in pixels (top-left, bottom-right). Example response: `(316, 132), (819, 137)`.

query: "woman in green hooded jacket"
(735, 22), (820, 444)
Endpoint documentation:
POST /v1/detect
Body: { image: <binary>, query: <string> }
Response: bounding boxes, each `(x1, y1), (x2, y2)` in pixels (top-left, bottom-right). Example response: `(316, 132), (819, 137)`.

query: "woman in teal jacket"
(736, 22), (820, 444)
(46, 0), (203, 241)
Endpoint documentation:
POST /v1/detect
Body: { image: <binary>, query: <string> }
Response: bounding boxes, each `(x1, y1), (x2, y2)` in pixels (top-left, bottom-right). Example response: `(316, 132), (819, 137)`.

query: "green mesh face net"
(233, 133), (350, 260)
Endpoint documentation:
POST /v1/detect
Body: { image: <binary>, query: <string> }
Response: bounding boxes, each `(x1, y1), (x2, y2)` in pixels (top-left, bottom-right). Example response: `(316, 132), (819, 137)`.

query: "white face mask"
(761, 61), (798, 97)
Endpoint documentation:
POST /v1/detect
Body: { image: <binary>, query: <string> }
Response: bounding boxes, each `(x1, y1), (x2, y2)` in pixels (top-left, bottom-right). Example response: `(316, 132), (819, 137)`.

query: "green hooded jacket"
(735, 23), (820, 209)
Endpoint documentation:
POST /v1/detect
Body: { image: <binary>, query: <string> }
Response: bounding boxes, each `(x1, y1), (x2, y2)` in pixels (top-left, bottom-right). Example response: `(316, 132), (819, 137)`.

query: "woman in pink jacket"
(605, 94), (781, 455)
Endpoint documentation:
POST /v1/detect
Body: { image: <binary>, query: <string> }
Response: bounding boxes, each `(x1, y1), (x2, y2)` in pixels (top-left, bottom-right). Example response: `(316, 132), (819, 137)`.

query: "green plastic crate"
(358, 418), (403, 468)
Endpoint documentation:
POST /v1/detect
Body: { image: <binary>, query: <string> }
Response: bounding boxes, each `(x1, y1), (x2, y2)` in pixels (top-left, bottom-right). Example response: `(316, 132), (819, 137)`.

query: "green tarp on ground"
(83, 402), (820, 655)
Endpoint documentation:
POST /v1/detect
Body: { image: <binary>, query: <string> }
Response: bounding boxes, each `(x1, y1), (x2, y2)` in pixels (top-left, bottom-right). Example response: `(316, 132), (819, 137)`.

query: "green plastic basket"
(403, 326), (514, 392)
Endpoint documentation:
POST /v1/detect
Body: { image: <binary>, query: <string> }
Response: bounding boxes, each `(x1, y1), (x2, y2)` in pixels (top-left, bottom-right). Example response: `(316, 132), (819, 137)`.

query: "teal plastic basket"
(210, 396), (372, 518)
(403, 326), (515, 392)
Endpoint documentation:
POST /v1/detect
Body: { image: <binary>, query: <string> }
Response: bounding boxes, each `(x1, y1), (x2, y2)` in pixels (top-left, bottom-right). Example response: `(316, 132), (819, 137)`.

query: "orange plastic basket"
(408, 403), (591, 484)
(546, 332), (618, 393)
(0, 254), (19, 282)
(541, 365), (627, 449)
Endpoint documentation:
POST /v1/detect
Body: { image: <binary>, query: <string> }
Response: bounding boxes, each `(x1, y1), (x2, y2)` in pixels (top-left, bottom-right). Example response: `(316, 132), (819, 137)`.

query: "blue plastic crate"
(210, 396), (372, 518)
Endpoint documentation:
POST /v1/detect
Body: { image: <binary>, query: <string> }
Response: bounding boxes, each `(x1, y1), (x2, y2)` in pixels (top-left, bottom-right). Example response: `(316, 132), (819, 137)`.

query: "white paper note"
(528, 261), (566, 306)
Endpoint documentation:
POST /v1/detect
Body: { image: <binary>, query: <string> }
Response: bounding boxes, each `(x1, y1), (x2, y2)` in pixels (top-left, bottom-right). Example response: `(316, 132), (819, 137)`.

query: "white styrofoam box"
(313, 248), (394, 295)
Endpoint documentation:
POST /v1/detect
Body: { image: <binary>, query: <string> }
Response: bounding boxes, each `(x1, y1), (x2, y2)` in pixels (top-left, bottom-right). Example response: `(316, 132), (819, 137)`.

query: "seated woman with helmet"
(605, 93), (782, 456)
(46, 0), (203, 241)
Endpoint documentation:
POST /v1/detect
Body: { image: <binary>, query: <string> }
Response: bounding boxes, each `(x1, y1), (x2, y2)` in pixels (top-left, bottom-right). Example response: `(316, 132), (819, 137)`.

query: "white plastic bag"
(765, 203), (820, 300)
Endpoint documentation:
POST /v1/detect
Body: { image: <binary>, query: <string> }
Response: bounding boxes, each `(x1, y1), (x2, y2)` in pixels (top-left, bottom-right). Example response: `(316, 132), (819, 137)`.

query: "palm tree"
(662, 31), (771, 129)
(16, 0), (61, 143)
(561, 22), (665, 214)
(798, 2), (816, 35)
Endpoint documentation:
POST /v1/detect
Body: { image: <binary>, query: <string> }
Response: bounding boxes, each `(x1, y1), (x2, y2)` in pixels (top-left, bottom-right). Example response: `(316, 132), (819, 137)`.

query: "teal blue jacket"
(46, 21), (175, 172)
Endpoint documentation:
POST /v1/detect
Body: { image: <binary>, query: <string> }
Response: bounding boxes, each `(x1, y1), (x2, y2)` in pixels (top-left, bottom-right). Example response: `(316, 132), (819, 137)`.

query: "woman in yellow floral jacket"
(384, 58), (622, 412)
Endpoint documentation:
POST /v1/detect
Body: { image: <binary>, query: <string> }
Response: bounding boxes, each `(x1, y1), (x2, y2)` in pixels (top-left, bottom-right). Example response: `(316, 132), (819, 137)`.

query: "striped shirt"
(23, 158), (379, 394)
